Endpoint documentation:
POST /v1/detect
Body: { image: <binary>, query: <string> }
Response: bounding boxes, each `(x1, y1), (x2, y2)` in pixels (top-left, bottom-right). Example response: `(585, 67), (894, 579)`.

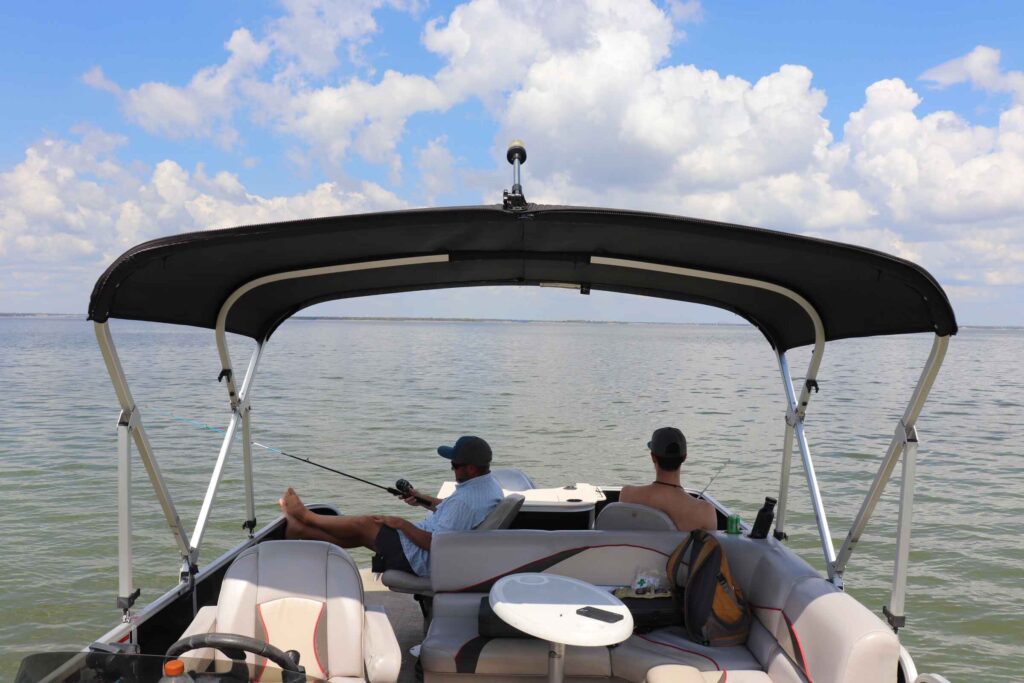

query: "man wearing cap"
(278, 435), (503, 577)
(619, 427), (718, 532)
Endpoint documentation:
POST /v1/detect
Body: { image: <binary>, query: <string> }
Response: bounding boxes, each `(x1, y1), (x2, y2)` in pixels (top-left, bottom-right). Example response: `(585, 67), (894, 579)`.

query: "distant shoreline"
(0, 312), (1018, 329)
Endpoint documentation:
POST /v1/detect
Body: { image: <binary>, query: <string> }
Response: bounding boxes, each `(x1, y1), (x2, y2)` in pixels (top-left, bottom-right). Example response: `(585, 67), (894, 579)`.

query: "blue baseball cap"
(437, 435), (492, 466)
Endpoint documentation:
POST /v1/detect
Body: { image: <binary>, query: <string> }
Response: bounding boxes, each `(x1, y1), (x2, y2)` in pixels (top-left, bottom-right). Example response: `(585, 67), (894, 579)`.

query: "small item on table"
(576, 606), (625, 623)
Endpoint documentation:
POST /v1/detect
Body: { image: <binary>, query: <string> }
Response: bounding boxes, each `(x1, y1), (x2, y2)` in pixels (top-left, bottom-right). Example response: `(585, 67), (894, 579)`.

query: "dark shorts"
(372, 526), (416, 574)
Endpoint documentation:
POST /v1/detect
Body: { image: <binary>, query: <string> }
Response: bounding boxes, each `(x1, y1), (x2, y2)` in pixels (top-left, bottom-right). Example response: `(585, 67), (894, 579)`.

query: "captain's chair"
(175, 540), (400, 683)
(594, 502), (677, 530)
(381, 493), (525, 627)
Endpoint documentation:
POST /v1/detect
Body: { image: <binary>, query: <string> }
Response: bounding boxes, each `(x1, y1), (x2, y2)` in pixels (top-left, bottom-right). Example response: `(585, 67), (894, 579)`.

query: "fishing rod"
(269, 447), (436, 509)
(699, 459), (732, 496)
(153, 410), (436, 509)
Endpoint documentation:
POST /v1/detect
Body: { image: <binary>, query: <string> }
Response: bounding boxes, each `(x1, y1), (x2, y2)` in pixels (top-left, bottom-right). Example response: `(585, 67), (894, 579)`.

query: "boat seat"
(420, 530), (900, 683)
(594, 502), (676, 531)
(177, 540), (401, 683)
(382, 494), (526, 597)
(422, 594), (612, 678)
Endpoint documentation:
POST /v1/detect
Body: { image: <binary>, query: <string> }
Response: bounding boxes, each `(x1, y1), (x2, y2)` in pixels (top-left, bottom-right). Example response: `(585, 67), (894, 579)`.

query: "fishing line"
(699, 459), (732, 495)
(149, 409), (434, 507)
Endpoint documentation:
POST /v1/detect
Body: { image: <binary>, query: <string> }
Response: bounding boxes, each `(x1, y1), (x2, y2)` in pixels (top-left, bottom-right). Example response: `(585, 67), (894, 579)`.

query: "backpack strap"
(666, 530), (703, 597)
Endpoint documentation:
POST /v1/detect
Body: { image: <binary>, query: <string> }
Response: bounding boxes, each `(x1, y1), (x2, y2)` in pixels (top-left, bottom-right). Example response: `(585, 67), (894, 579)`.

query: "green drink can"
(726, 514), (742, 534)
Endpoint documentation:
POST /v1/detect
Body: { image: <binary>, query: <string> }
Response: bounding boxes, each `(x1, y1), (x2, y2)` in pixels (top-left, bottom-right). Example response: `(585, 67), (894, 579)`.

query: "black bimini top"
(88, 204), (957, 351)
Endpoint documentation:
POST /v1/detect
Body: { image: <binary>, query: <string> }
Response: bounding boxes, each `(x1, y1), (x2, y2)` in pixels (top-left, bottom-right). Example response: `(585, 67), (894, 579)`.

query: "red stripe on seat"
(313, 602), (326, 678)
(255, 604), (269, 682)
(454, 544), (672, 592)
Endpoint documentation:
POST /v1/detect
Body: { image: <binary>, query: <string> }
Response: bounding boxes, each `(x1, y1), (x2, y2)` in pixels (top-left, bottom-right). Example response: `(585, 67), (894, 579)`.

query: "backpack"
(667, 530), (752, 647)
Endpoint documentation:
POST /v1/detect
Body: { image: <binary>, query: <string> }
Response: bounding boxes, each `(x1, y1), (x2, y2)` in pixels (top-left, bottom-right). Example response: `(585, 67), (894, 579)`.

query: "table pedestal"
(547, 641), (565, 683)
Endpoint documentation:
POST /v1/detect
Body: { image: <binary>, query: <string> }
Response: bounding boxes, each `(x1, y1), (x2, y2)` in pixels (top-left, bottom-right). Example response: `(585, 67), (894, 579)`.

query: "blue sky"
(2, 1), (1023, 325)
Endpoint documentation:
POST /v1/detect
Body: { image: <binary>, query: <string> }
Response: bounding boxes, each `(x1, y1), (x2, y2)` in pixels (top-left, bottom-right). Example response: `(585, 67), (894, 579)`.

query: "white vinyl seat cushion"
(646, 664), (773, 683)
(179, 540), (401, 683)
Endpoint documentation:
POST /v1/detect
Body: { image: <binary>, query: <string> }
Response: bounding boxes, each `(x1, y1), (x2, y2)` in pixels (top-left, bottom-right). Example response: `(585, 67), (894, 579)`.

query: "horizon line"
(0, 312), (1019, 330)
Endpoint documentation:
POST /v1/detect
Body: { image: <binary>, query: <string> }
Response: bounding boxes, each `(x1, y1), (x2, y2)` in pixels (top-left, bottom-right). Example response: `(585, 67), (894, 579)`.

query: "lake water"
(1, 317), (1021, 682)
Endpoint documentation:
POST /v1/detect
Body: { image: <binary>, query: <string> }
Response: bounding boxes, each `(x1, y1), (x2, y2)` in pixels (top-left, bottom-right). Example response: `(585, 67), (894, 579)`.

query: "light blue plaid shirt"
(398, 472), (503, 577)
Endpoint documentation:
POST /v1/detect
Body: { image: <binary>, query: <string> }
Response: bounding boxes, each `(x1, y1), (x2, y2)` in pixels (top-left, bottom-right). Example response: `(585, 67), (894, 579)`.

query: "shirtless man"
(619, 427), (717, 531)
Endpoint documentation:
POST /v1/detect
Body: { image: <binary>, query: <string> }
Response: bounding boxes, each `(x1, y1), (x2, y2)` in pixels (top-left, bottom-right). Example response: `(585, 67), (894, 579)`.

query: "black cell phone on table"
(576, 606), (624, 623)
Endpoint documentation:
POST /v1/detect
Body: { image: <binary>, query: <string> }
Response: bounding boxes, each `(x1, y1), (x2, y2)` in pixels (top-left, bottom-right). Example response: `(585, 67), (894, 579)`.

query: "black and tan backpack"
(667, 530), (752, 646)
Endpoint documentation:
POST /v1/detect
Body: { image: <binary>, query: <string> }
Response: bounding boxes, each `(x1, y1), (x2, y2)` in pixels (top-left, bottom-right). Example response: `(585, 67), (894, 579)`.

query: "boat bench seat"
(420, 530), (899, 683)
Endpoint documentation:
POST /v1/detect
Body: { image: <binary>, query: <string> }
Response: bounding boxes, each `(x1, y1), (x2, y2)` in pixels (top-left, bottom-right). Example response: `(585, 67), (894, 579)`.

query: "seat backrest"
(595, 502), (677, 530)
(475, 493), (525, 530)
(489, 468), (537, 491)
(431, 529), (687, 592)
(215, 540), (366, 681)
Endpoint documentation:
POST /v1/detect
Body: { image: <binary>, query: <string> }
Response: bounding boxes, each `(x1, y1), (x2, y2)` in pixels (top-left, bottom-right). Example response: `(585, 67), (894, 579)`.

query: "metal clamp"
(895, 420), (919, 446)
(882, 605), (906, 632)
(117, 406), (140, 432)
(785, 407), (800, 428)
(117, 587), (141, 614)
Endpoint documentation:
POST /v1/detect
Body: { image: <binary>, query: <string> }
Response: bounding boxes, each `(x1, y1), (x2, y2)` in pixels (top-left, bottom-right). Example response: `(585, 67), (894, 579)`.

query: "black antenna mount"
(503, 140), (528, 211)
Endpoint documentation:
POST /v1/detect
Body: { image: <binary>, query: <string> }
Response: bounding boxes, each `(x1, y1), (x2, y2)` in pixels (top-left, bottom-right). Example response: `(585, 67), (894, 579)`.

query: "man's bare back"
(622, 427), (718, 532)
(619, 482), (717, 532)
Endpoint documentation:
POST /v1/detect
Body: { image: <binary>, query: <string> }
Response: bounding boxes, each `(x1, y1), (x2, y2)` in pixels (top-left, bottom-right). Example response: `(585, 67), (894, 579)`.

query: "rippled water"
(1, 317), (1021, 682)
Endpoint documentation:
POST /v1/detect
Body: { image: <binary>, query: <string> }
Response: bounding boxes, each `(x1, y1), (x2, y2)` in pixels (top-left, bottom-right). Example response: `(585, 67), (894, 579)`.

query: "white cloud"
(15, 3), (1024, 320)
(86, 29), (270, 147)
(267, 0), (422, 78)
(0, 130), (408, 311)
(415, 136), (456, 203)
(920, 45), (1024, 102)
(250, 70), (448, 175)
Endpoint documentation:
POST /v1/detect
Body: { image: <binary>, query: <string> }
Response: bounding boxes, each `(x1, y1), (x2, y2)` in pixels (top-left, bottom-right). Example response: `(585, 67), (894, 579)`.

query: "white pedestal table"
(489, 573), (633, 683)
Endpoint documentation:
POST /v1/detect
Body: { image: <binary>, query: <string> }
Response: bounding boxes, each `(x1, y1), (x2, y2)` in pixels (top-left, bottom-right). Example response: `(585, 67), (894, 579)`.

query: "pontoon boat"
(18, 145), (956, 683)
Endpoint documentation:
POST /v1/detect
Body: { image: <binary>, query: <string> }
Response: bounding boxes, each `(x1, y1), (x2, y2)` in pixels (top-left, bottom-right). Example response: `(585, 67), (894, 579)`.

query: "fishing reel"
(395, 479), (414, 496)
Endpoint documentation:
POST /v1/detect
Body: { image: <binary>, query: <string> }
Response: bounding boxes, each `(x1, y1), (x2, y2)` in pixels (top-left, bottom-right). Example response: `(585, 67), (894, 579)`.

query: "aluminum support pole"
(778, 352), (838, 584)
(190, 344), (263, 560)
(775, 425), (795, 539)
(116, 410), (137, 617)
(776, 339), (825, 540)
(95, 323), (193, 565)
(885, 426), (918, 632)
(834, 335), (949, 575)
(241, 397), (257, 536)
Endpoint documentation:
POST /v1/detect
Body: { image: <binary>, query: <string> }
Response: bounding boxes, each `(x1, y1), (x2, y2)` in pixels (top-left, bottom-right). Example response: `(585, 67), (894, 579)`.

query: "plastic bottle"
(158, 659), (193, 683)
(748, 496), (777, 539)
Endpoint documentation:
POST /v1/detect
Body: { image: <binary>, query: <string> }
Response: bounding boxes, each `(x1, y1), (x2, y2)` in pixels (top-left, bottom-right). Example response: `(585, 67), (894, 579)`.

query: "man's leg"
(280, 487), (382, 550)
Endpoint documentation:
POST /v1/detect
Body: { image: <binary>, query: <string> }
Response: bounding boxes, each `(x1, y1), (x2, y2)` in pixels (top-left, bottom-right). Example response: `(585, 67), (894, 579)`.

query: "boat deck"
(361, 569), (424, 683)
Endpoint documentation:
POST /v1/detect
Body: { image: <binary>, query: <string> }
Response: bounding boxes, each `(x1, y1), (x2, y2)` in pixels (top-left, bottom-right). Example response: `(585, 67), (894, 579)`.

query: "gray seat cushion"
(381, 569), (432, 594)
(611, 626), (764, 682)
(421, 611), (610, 676)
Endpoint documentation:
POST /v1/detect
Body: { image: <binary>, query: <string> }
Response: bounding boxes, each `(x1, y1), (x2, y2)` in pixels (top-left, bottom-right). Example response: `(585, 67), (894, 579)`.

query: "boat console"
(436, 477), (606, 530)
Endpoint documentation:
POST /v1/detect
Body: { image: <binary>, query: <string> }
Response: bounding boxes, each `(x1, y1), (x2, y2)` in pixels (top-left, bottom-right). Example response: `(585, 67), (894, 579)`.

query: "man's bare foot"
(279, 487), (310, 524)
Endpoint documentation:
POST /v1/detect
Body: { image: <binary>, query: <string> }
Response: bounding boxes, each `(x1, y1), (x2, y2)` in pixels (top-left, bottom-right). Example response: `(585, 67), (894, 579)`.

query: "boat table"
(489, 573), (634, 683)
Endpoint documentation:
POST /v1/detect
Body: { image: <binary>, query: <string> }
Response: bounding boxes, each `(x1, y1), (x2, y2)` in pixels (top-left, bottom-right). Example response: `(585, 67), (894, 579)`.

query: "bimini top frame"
(88, 202), (956, 634)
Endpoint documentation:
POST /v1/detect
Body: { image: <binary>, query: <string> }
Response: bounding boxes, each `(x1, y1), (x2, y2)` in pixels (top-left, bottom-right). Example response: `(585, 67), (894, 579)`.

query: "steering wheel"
(166, 633), (305, 683)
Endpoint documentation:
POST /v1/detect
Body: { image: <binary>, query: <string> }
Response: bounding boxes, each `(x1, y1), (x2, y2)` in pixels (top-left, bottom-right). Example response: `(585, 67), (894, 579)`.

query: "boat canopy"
(88, 204), (957, 351)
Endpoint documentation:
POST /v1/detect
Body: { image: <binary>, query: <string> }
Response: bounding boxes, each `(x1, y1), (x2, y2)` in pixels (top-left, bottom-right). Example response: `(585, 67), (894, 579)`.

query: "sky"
(2, 0), (1023, 325)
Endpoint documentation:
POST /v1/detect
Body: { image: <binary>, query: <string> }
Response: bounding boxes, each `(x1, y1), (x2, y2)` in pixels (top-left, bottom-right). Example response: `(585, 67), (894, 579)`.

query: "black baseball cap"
(437, 435), (492, 466)
(648, 427), (686, 459)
